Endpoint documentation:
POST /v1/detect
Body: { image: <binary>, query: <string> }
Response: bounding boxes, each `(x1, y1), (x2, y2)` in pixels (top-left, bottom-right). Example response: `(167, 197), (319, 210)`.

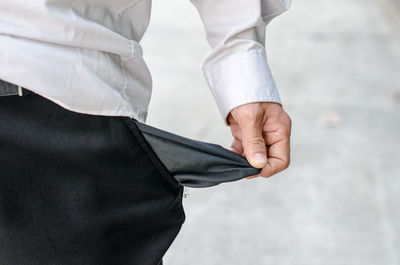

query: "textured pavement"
(141, 0), (400, 264)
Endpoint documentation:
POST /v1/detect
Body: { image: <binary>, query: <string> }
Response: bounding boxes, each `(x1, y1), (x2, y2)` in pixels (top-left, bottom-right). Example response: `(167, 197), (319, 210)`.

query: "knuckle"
(278, 112), (292, 128)
(276, 163), (285, 172)
(282, 115), (292, 129)
(279, 159), (290, 171)
(282, 160), (290, 170)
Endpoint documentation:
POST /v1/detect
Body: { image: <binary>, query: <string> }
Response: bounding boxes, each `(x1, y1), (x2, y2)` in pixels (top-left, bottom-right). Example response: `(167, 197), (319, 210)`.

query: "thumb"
(240, 120), (267, 169)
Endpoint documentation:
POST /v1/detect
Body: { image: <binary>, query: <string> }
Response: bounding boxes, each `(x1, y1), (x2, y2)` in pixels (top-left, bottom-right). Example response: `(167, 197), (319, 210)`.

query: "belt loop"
(17, 86), (23, 96)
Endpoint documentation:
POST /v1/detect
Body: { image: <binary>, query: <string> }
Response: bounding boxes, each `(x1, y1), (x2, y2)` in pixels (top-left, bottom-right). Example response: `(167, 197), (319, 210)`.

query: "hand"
(227, 102), (291, 178)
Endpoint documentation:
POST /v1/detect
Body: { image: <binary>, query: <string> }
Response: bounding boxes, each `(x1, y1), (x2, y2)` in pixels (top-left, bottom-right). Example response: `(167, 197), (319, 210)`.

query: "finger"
(259, 138), (290, 178)
(245, 145), (269, 179)
(240, 119), (267, 169)
(263, 122), (291, 146)
(230, 137), (244, 155)
(245, 174), (260, 179)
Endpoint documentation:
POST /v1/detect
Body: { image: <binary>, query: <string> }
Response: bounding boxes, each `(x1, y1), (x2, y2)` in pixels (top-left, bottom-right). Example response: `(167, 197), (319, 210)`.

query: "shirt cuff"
(202, 49), (281, 125)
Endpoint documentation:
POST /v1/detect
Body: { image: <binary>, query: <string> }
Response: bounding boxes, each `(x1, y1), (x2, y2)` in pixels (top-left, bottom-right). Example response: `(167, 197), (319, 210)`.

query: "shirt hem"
(28, 90), (142, 120)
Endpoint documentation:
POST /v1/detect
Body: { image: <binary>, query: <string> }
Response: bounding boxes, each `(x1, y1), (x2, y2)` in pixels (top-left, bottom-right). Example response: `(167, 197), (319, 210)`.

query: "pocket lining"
(121, 117), (181, 190)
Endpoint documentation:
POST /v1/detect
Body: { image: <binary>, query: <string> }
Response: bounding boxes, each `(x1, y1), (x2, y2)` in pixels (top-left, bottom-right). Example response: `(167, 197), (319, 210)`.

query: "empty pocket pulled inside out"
(131, 120), (261, 188)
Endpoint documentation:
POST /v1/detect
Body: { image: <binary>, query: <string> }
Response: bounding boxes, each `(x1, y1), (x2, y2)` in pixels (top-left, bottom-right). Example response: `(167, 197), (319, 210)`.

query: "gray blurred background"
(141, 0), (400, 264)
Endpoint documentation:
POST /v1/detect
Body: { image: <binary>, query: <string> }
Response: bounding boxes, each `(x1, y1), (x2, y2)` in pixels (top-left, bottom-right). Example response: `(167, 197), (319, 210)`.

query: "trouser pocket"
(121, 117), (261, 188)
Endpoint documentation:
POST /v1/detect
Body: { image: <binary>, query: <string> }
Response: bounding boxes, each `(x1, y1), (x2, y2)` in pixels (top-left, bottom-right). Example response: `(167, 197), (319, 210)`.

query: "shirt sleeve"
(188, 0), (292, 124)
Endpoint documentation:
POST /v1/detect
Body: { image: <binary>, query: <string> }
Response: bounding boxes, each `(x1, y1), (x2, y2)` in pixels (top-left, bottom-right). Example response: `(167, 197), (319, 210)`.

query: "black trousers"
(0, 92), (185, 265)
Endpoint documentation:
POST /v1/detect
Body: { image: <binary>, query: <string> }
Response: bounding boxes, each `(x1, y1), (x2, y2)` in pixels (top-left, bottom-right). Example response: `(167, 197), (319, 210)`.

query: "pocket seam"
(121, 117), (181, 190)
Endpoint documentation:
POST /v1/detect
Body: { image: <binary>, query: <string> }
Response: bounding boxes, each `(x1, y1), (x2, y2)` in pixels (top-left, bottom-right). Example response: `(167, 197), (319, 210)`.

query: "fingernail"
(251, 153), (267, 168)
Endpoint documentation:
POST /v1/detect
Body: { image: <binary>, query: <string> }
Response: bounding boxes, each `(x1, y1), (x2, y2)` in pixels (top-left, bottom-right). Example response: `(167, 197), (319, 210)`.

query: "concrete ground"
(141, 0), (400, 264)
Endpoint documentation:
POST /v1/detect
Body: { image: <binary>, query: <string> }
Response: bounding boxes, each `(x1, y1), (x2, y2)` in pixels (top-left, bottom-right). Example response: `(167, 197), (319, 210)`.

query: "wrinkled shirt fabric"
(0, 0), (291, 123)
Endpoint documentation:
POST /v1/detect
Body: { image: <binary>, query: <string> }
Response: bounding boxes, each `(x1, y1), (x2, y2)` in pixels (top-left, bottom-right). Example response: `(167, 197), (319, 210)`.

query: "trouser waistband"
(0, 79), (37, 96)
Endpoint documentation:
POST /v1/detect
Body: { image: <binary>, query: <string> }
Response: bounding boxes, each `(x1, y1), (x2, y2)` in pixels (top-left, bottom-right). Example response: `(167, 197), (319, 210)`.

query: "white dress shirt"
(0, 0), (291, 124)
